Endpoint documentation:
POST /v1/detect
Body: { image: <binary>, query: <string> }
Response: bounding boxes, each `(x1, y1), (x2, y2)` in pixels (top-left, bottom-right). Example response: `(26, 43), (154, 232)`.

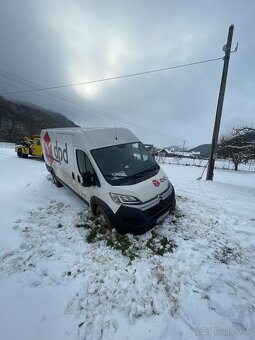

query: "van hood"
(110, 168), (170, 203)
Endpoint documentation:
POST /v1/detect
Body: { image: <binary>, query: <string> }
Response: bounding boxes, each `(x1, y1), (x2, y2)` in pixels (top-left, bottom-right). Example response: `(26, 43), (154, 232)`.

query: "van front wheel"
(96, 206), (112, 230)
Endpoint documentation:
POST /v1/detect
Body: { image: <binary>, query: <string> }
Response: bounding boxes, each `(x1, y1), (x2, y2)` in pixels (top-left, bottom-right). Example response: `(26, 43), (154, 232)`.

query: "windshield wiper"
(145, 164), (159, 172)
(127, 164), (159, 179)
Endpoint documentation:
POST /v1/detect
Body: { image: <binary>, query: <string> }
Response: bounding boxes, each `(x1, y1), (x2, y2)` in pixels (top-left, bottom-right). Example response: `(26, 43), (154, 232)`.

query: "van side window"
(76, 150), (93, 174)
(76, 149), (99, 186)
(85, 156), (95, 175)
(76, 150), (85, 174)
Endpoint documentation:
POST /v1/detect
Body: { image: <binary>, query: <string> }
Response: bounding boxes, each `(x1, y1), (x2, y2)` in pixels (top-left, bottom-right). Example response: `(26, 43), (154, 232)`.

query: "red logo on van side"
(152, 179), (160, 187)
(43, 132), (53, 165)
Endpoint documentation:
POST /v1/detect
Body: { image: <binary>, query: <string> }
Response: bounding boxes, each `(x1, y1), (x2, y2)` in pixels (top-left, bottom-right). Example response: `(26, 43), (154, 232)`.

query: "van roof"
(41, 127), (140, 150)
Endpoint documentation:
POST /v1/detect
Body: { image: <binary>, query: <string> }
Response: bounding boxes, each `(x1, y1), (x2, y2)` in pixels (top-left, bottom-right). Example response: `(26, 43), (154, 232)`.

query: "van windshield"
(91, 142), (159, 185)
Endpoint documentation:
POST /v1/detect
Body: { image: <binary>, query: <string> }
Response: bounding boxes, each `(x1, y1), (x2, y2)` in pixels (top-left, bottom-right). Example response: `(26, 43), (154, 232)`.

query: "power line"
(2, 56), (223, 96)
(0, 70), (122, 120)
(0, 69), (143, 125)
(0, 69), (183, 141)
(0, 72), (60, 103)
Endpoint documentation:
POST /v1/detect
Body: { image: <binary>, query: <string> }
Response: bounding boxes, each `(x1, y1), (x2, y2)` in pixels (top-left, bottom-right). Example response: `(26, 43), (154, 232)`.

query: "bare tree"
(218, 127), (255, 171)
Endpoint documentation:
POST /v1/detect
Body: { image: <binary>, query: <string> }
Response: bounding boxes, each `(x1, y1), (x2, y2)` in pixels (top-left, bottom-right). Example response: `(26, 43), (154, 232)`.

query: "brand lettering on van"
(152, 179), (160, 187)
(54, 141), (68, 165)
(43, 132), (53, 165)
(160, 176), (167, 183)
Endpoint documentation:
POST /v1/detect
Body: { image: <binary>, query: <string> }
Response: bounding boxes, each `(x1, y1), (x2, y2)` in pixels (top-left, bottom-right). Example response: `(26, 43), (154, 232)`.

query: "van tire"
(51, 171), (63, 188)
(96, 206), (112, 230)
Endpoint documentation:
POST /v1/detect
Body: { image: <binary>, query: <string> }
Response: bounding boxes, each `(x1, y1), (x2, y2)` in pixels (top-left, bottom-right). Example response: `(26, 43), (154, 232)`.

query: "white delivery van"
(41, 127), (175, 234)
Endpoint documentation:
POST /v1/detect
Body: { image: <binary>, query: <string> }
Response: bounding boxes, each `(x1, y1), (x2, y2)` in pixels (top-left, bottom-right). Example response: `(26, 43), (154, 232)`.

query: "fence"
(0, 142), (15, 149)
(155, 156), (255, 172)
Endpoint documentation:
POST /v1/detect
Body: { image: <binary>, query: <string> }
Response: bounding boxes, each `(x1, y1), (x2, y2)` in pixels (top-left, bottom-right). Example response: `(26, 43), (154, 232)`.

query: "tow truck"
(15, 135), (43, 159)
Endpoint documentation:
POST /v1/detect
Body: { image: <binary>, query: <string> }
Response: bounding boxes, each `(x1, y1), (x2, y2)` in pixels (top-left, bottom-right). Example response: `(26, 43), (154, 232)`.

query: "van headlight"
(110, 193), (141, 205)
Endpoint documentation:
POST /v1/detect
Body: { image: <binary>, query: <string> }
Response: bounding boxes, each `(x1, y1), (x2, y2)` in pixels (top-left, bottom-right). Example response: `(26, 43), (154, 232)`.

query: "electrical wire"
(0, 69), (183, 141)
(0, 70), (141, 126)
(0, 54), (224, 141)
(2, 56), (223, 96)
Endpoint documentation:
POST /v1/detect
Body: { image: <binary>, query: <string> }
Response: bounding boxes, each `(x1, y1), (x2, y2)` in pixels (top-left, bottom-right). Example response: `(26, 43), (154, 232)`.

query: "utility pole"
(182, 139), (187, 150)
(206, 25), (234, 180)
(182, 139), (187, 157)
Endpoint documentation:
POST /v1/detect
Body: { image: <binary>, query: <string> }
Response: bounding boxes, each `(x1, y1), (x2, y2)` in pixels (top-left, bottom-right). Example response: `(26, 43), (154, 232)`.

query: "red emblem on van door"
(152, 179), (160, 187)
(43, 132), (53, 165)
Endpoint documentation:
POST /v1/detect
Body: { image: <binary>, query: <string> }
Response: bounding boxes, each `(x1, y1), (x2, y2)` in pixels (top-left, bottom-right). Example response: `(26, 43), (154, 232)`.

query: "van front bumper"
(113, 187), (176, 235)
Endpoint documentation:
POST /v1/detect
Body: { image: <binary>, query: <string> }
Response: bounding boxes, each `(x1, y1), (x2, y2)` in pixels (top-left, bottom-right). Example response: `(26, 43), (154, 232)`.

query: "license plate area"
(156, 210), (169, 224)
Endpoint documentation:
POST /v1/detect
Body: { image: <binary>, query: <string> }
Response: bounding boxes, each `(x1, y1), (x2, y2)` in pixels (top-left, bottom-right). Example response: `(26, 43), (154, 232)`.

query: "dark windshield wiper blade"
(128, 165), (159, 179)
(127, 173), (145, 179)
(145, 164), (159, 172)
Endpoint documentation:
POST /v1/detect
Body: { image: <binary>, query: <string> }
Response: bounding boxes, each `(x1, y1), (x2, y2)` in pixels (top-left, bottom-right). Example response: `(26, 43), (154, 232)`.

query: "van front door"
(75, 149), (98, 206)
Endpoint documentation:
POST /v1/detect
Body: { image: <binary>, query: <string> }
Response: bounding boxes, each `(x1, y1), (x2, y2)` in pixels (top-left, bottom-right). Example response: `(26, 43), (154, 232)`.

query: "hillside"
(189, 143), (211, 157)
(0, 96), (78, 143)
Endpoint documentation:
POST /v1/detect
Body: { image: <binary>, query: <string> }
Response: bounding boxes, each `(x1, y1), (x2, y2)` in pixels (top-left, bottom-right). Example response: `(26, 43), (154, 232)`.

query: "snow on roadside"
(0, 199), (187, 339)
(0, 150), (255, 340)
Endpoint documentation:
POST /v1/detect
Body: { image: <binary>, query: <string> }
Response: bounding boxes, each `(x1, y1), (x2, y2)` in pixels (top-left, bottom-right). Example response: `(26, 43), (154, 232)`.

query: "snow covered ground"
(0, 147), (255, 340)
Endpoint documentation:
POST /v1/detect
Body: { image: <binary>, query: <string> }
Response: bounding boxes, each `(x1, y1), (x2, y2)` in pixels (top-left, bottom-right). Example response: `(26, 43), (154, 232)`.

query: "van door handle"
(72, 172), (75, 180)
(77, 175), (81, 183)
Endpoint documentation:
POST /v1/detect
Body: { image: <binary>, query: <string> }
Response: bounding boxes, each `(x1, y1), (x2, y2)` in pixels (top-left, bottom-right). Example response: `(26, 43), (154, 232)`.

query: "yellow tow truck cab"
(15, 135), (43, 159)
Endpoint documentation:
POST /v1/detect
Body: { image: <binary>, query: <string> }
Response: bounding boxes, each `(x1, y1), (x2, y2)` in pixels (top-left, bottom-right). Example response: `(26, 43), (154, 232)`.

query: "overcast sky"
(0, 0), (254, 148)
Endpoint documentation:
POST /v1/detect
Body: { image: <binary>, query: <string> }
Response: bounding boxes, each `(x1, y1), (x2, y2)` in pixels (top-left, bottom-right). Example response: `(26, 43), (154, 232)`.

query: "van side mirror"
(82, 172), (92, 187)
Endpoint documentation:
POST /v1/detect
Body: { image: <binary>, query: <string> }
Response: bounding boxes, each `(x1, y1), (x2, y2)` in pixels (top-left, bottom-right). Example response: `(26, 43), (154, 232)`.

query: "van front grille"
(145, 192), (174, 219)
